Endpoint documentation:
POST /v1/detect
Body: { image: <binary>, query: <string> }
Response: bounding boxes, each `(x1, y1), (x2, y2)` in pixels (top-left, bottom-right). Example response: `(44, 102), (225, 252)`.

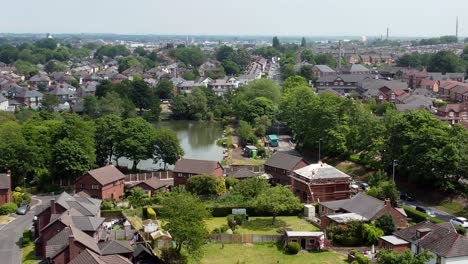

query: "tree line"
(0, 111), (183, 190)
(280, 75), (468, 192)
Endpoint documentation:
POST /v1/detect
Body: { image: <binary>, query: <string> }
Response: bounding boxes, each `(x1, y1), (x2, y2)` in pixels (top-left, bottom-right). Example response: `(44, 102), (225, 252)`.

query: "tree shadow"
(241, 218), (287, 232)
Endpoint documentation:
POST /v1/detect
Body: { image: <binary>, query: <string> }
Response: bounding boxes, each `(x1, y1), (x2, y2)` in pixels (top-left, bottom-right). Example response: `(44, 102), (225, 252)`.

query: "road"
(399, 200), (454, 222)
(0, 195), (52, 264)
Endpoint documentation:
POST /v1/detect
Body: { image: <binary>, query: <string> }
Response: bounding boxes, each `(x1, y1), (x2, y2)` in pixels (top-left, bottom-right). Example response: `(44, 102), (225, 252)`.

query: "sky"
(1, 0), (468, 37)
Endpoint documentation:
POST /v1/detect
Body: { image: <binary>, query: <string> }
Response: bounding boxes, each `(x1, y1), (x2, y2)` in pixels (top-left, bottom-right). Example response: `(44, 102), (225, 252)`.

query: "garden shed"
(284, 231), (325, 251)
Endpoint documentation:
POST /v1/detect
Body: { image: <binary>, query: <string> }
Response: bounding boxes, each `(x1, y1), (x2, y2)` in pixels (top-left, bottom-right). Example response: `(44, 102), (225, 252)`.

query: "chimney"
(384, 198), (391, 206)
(50, 199), (56, 214)
(416, 228), (432, 238)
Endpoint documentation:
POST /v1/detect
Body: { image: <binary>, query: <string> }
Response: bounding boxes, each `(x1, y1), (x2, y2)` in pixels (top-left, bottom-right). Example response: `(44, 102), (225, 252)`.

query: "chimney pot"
(50, 199), (56, 214)
(384, 198), (391, 206)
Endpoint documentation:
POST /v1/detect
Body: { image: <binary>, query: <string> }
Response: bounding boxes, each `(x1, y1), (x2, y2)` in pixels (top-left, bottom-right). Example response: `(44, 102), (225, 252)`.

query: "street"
(399, 200), (454, 222)
(0, 195), (52, 264)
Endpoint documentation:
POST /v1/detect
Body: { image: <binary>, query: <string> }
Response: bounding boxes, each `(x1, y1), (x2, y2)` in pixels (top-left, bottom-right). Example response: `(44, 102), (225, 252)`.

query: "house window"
(91, 185), (99, 190)
(340, 82), (344, 85)
(178, 173), (183, 177)
(449, 112), (454, 117)
(334, 82), (338, 85)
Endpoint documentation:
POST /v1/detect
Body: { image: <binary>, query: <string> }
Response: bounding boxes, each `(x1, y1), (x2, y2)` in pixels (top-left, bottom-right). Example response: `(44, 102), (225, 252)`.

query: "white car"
(450, 217), (468, 228)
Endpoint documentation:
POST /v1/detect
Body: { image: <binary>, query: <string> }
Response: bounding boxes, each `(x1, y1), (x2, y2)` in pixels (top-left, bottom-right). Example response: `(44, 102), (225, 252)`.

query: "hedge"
(0, 203), (18, 215)
(402, 206), (444, 224)
(148, 205), (303, 218)
(101, 209), (123, 214)
(22, 229), (32, 246)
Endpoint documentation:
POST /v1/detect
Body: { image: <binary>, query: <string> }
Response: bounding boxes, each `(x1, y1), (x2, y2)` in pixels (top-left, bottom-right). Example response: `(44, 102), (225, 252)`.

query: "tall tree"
(130, 79), (153, 111)
(51, 139), (94, 184)
(159, 192), (209, 257)
(115, 117), (155, 170)
(153, 127), (184, 169)
(272, 36), (281, 50)
(251, 185), (302, 224)
(155, 79), (174, 100)
(301, 37), (307, 48)
(95, 115), (122, 166)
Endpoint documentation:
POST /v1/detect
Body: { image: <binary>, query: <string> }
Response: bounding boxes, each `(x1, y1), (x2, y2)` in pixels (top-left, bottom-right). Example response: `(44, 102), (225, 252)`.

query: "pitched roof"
(138, 177), (173, 190)
(84, 165), (125, 186)
(71, 216), (105, 231)
(394, 221), (468, 258)
(133, 244), (154, 258)
(69, 249), (132, 264)
(55, 192), (101, 216)
(0, 94), (8, 103)
(0, 173), (11, 189)
(293, 163), (350, 181)
(320, 193), (392, 220)
(313, 65), (335, 73)
(46, 225), (101, 258)
(264, 152), (305, 171)
(230, 168), (257, 179)
(173, 159), (222, 175)
(98, 240), (133, 255)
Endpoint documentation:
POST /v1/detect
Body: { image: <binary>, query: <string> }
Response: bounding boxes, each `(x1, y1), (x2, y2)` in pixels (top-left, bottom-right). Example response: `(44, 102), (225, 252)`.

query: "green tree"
(272, 36), (281, 50)
(41, 95), (59, 112)
(130, 79), (153, 111)
(216, 45), (234, 62)
(115, 117), (155, 170)
(128, 187), (148, 207)
(222, 60), (240, 75)
(428, 50), (465, 73)
(301, 37), (307, 48)
(155, 79), (174, 100)
(376, 249), (432, 264)
(362, 223), (384, 245)
(51, 139), (94, 183)
(281, 64), (296, 80)
(315, 54), (337, 67)
(251, 185), (302, 224)
(44, 61), (67, 73)
(14, 60), (38, 77)
(232, 176), (269, 199)
(0, 121), (30, 185)
(133, 47), (147, 56)
(95, 80), (114, 98)
(237, 120), (258, 146)
(95, 115), (122, 166)
(159, 192), (209, 257)
(299, 65), (313, 81)
(83, 95), (100, 118)
(153, 127), (184, 169)
(182, 70), (197, 80)
(186, 88), (207, 120)
(282, 75), (309, 92)
(301, 49), (315, 64)
(99, 91), (126, 117)
(186, 175), (225, 196)
(367, 181), (399, 204)
(0, 44), (19, 64)
(169, 95), (188, 120)
(375, 214), (396, 235)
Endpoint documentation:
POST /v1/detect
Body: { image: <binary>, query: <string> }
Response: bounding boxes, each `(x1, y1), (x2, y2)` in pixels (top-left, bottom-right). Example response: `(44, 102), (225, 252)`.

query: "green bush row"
(0, 203), (18, 215)
(22, 229), (32, 246)
(402, 206), (444, 224)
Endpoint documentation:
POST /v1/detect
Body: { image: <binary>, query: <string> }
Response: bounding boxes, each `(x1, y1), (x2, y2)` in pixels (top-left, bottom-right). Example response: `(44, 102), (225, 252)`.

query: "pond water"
(116, 120), (225, 170)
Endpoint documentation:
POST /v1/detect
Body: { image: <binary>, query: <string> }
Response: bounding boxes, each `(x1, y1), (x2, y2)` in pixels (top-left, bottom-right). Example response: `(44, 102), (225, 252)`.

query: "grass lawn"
(331, 160), (374, 179)
(196, 243), (346, 264)
(231, 158), (266, 166)
(22, 243), (40, 264)
(206, 216), (319, 234)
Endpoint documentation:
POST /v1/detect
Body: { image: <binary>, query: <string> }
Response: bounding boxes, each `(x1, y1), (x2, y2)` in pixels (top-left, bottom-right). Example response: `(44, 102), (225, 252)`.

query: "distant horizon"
(0, 0), (466, 37)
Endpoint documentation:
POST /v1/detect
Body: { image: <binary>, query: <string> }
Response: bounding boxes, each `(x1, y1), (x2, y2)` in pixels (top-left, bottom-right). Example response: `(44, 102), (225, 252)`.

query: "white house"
(0, 94), (8, 111)
(391, 221), (468, 264)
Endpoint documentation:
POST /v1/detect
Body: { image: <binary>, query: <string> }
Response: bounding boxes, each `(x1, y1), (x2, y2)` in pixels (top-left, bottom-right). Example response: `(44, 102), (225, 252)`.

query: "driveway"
(0, 195), (53, 264)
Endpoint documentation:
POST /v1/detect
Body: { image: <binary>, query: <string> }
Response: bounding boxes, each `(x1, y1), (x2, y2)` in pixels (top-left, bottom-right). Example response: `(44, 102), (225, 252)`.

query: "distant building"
(75, 165), (126, 200)
(264, 152), (309, 185)
(173, 159), (223, 186)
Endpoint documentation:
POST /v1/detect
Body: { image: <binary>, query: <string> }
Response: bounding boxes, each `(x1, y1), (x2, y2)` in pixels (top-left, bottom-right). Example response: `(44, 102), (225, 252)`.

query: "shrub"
(402, 206), (444, 224)
(455, 225), (467, 235)
(351, 251), (370, 264)
(227, 214), (244, 230)
(22, 229), (32, 246)
(224, 177), (239, 189)
(101, 200), (114, 210)
(212, 225), (229, 234)
(285, 242), (300, 254)
(147, 207), (156, 220)
(161, 247), (188, 264)
(0, 203), (18, 215)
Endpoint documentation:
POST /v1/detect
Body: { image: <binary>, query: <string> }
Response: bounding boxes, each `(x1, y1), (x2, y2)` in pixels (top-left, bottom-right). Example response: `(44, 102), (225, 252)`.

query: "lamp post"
(392, 160), (398, 182)
(318, 139), (322, 162)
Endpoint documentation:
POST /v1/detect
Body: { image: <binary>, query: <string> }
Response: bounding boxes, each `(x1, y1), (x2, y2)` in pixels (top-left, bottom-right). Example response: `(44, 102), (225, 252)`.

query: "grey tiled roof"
(174, 159), (221, 175)
(98, 240), (133, 255)
(72, 216), (105, 231)
(320, 193), (387, 220)
(264, 152), (305, 171)
(69, 249), (132, 264)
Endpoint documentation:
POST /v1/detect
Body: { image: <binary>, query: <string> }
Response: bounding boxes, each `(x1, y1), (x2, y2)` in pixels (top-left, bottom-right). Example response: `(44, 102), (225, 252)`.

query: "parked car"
(450, 217), (468, 228)
(400, 192), (415, 201)
(17, 204), (30, 215)
(415, 206), (436, 217)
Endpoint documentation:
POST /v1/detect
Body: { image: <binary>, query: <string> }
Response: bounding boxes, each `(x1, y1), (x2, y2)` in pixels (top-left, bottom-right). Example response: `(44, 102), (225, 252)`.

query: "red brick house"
(319, 193), (408, 231)
(290, 163), (351, 203)
(312, 65), (336, 79)
(0, 172), (11, 205)
(173, 159), (223, 186)
(436, 103), (468, 125)
(378, 235), (410, 253)
(75, 165), (125, 200)
(264, 152), (309, 185)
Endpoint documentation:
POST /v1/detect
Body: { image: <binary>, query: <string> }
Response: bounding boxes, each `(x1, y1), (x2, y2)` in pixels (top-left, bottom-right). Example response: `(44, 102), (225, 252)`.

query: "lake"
(116, 120), (225, 170)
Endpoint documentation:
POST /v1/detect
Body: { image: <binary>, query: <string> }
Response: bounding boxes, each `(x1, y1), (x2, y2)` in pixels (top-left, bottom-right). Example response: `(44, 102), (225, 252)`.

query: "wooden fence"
(208, 234), (282, 244)
(224, 165), (264, 175)
(125, 171), (173, 182)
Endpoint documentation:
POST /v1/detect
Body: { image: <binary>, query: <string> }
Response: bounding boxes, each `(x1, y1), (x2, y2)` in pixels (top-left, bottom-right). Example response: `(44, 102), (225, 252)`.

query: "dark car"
(415, 206), (436, 217)
(17, 204), (30, 215)
(400, 192), (415, 201)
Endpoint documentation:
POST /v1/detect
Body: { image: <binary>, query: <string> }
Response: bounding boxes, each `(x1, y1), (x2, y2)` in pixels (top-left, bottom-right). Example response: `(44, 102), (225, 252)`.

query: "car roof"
(456, 217), (467, 221)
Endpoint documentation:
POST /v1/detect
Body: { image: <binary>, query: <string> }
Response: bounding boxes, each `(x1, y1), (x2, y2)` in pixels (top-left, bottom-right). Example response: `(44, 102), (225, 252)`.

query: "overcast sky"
(1, 0), (467, 37)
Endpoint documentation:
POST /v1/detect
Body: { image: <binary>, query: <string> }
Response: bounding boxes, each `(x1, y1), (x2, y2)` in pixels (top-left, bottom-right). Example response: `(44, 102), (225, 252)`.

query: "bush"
(455, 225), (467, 235)
(101, 200), (114, 210)
(224, 177), (239, 189)
(161, 247), (188, 264)
(402, 206), (444, 224)
(0, 203), (18, 215)
(212, 225), (229, 234)
(22, 229), (32, 246)
(227, 214), (245, 230)
(285, 242), (300, 255)
(147, 207), (156, 220)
